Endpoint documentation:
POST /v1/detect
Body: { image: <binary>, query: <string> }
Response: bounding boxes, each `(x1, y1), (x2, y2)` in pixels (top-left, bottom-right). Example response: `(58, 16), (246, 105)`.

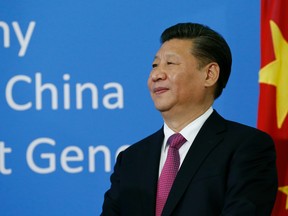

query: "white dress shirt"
(158, 107), (213, 177)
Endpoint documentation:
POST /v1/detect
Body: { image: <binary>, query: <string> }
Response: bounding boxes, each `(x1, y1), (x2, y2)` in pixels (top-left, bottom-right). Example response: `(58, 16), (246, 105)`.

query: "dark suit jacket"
(101, 111), (278, 216)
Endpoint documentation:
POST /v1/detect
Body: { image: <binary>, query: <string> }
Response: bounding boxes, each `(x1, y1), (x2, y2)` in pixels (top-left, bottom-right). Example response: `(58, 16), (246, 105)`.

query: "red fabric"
(258, 0), (288, 215)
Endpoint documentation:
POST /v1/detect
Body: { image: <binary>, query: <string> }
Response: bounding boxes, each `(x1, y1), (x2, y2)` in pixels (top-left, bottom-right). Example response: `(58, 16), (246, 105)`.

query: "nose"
(150, 68), (167, 82)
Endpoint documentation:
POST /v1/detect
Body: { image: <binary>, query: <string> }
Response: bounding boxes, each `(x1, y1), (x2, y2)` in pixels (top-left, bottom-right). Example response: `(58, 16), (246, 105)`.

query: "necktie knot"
(168, 133), (186, 150)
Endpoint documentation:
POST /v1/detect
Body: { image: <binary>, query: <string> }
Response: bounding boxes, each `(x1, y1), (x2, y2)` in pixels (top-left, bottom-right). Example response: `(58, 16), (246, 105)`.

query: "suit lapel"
(139, 128), (164, 216)
(162, 111), (227, 216)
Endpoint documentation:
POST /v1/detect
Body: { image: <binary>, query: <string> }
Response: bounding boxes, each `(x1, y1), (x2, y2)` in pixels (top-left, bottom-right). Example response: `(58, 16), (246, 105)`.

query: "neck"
(162, 104), (212, 132)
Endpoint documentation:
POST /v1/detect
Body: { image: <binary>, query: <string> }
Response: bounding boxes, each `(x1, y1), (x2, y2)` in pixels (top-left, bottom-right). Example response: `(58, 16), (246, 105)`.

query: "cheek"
(147, 76), (153, 91)
(175, 75), (201, 97)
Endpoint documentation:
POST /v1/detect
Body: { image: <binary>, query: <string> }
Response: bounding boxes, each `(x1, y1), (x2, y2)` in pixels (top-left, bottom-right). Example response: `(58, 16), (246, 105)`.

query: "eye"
(152, 63), (158, 68)
(167, 61), (179, 66)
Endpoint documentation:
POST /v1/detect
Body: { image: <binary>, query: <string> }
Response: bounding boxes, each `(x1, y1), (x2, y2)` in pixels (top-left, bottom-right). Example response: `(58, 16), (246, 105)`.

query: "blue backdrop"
(1, 1), (260, 215)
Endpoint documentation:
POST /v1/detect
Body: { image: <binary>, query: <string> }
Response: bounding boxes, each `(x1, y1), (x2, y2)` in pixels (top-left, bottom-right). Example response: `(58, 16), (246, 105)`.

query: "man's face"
(147, 39), (209, 116)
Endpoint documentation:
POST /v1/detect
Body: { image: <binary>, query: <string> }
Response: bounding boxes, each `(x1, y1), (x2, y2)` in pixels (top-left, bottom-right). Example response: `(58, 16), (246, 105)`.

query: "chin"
(154, 104), (170, 112)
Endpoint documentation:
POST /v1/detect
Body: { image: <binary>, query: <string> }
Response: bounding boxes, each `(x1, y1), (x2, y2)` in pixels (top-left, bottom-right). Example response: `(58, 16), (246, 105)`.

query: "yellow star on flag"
(279, 185), (288, 210)
(259, 20), (288, 128)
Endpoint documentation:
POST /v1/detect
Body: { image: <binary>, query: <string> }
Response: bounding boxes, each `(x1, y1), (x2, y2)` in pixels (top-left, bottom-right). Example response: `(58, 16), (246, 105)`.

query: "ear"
(204, 62), (220, 87)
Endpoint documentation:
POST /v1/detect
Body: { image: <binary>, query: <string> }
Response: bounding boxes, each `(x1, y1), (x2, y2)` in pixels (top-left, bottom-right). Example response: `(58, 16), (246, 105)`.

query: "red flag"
(258, 0), (288, 215)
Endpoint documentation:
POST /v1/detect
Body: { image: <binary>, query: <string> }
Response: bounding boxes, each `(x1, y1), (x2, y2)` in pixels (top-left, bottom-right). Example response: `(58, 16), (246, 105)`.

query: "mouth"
(153, 87), (169, 95)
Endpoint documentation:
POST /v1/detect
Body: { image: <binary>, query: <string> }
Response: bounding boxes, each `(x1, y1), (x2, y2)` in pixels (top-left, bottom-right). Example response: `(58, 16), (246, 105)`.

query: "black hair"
(161, 23), (232, 99)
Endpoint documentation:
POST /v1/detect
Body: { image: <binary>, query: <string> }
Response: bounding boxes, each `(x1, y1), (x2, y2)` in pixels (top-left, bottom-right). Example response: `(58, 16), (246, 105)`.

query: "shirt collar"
(163, 107), (213, 150)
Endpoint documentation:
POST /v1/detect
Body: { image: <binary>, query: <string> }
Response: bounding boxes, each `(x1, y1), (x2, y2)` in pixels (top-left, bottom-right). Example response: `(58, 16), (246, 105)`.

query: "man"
(101, 23), (278, 216)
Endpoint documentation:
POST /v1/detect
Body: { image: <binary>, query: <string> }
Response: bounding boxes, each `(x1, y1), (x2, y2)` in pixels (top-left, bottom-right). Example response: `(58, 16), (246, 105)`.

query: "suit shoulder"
(224, 119), (273, 142)
(122, 128), (164, 154)
(210, 110), (272, 140)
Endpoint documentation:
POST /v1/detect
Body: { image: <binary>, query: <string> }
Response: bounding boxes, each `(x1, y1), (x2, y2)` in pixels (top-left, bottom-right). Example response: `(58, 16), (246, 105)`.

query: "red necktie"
(155, 133), (186, 216)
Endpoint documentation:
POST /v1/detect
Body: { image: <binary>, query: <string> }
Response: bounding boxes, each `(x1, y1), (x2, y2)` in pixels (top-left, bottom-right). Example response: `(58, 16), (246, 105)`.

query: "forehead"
(154, 39), (193, 59)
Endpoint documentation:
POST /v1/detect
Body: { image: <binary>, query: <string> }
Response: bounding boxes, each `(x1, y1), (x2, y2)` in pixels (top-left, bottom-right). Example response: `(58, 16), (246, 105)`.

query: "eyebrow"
(153, 53), (179, 60)
(153, 56), (159, 60)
